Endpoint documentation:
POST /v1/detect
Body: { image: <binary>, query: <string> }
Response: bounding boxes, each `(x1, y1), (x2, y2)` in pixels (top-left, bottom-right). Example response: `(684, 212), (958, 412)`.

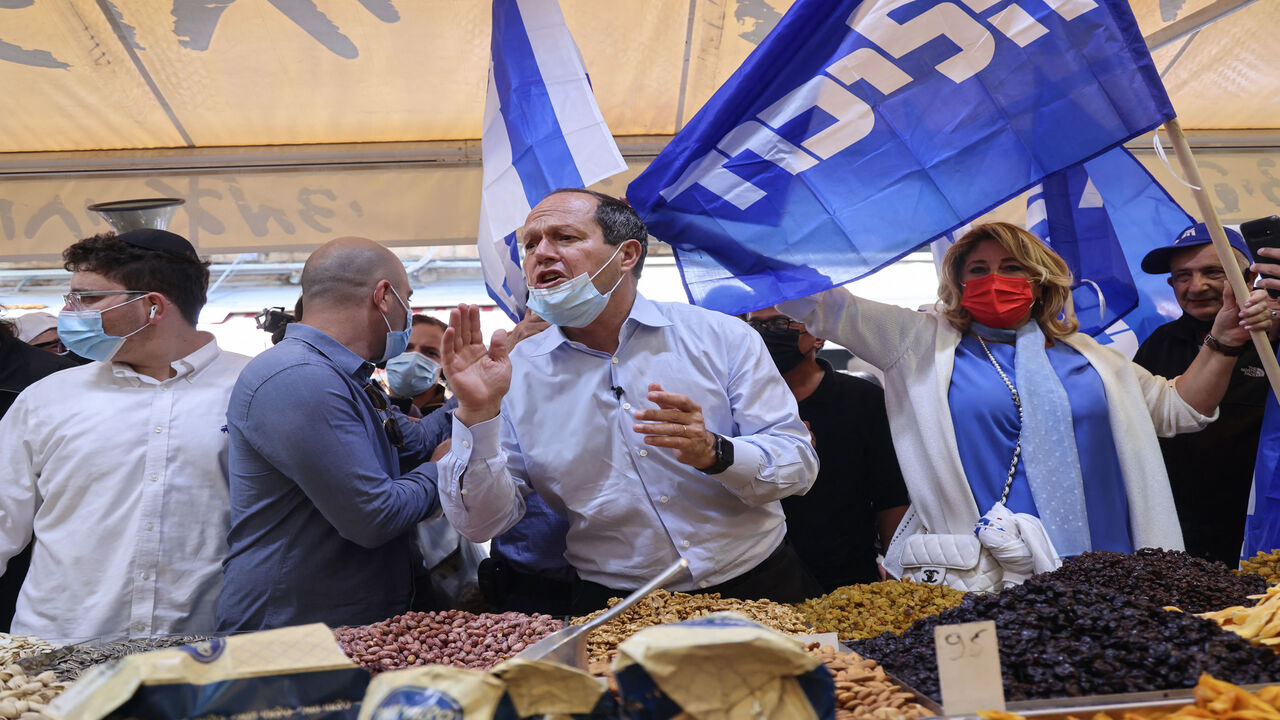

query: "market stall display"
(1242, 551), (1280, 584)
(569, 589), (809, 666)
(795, 580), (966, 641)
(1038, 549), (1265, 613)
(805, 643), (932, 720)
(847, 577), (1280, 702)
(333, 610), (562, 673)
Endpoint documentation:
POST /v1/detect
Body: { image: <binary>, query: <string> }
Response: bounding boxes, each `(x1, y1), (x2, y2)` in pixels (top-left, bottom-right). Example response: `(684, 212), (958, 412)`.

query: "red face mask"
(961, 273), (1034, 329)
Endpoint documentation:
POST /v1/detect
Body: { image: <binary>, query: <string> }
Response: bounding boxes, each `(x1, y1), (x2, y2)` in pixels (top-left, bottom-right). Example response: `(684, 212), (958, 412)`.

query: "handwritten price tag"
(934, 620), (1005, 714)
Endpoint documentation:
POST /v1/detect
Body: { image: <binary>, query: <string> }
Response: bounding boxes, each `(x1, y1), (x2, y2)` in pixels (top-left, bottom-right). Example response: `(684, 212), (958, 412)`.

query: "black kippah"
(116, 228), (199, 261)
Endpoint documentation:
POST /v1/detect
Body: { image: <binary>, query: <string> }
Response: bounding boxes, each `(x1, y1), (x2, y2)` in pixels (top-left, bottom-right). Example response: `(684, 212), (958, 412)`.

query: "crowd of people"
(0, 189), (1274, 643)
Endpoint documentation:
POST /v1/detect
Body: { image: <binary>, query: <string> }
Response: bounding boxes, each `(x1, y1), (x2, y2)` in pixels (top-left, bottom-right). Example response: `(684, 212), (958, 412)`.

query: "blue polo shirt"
(217, 324), (443, 631)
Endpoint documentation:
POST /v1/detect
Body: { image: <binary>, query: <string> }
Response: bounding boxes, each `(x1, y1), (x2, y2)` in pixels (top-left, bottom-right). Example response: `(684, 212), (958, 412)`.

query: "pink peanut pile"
(334, 610), (563, 674)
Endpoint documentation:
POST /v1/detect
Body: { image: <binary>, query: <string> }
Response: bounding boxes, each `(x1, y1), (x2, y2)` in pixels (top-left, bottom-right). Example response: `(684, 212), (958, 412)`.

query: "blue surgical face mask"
(385, 352), (440, 398)
(57, 295), (152, 363)
(525, 243), (625, 328)
(379, 286), (413, 363)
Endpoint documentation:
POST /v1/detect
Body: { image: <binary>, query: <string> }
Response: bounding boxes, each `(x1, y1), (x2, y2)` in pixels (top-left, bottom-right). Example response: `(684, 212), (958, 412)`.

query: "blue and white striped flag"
(478, 0), (627, 321)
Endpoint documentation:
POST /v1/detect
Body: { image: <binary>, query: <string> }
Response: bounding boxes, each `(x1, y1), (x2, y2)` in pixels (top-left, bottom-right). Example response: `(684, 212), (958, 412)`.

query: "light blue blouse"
(949, 334), (1133, 553)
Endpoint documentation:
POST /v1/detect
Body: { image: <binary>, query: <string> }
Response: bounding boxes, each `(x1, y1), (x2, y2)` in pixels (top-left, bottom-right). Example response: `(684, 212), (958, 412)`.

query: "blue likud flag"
(627, 0), (1175, 315)
(478, 0), (626, 321)
(1026, 146), (1190, 355)
(1247, 396), (1280, 561)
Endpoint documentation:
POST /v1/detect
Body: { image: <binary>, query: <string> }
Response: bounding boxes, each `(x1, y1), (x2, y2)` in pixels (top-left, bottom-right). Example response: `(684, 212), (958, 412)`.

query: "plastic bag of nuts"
(805, 644), (932, 720)
(357, 660), (618, 719)
(612, 612), (835, 720)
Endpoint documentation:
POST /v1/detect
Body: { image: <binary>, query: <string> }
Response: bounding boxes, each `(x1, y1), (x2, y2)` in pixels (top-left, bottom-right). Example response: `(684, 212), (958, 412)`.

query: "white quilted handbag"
(885, 507), (1006, 593)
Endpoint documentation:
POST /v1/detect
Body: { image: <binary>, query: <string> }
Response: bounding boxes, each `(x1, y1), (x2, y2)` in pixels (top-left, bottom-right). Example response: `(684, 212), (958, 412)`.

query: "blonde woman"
(778, 223), (1270, 585)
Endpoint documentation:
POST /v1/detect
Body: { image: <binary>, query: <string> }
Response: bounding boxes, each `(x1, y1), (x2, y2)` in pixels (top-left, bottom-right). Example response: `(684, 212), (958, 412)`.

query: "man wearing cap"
(1133, 222), (1271, 565)
(0, 229), (249, 644)
(13, 313), (64, 356)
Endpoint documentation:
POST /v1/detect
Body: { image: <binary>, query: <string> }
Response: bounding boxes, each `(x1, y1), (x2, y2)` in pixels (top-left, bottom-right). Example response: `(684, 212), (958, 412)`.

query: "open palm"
(443, 304), (512, 426)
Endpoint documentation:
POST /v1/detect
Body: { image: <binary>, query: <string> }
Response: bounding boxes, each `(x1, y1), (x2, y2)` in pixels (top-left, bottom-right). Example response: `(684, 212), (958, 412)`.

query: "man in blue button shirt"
(217, 237), (447, 631)
(438, 190), (820, 612)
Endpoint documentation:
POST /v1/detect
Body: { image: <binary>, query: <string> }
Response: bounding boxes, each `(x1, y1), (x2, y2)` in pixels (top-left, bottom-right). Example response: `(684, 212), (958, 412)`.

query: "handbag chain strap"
(976, 336), (1023, 505)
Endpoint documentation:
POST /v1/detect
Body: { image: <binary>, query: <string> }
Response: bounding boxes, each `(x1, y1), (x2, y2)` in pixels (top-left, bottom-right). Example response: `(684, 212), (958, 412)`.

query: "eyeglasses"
(63, 290), (149, 311)
(747, 317), (804, 333)
(362, 381), (405, 449)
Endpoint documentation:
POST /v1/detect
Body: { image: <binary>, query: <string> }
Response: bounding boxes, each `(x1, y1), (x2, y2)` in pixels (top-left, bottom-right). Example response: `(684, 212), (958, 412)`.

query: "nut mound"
(334, 610), (562, 674)
(570, 589), (809, 665)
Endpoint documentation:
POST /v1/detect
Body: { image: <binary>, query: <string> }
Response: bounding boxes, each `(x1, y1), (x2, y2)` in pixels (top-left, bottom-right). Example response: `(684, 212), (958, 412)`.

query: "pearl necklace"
(976, 336), (1024, 504)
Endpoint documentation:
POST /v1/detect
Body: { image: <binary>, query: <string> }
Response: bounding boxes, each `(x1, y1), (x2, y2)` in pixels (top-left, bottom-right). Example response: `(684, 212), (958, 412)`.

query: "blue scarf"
(970, 320), (1092, 556)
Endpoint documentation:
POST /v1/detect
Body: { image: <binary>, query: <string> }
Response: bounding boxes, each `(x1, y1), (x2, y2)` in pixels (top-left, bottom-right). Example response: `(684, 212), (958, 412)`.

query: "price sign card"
(934, 620), (1005, 715)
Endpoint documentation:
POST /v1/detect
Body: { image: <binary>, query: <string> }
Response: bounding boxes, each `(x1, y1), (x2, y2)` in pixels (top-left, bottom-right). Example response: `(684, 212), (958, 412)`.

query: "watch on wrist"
(702, 433), (734, 475)
(1203, 333), (1247, 356)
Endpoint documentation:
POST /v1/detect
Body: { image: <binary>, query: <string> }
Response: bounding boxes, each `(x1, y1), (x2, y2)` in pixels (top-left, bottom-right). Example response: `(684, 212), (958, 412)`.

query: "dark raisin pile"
(1039, 549), (1265, 614)
(847, 578), (1280, 702)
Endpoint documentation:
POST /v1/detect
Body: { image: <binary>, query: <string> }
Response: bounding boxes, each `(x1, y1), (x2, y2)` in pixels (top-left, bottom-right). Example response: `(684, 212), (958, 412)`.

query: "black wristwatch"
(702, 433), (735, 475)
(1203, 333), (1247, 357)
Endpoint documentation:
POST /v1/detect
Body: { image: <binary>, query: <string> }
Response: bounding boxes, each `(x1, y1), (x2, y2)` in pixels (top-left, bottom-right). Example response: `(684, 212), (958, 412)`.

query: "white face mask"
(525, 243), (625, 328)
(385, 352), (440, 398)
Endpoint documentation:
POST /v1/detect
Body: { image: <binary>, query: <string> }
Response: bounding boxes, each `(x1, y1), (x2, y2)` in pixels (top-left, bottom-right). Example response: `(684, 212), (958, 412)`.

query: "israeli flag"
(1027, 147), (1191, 354)
(478, 0), (626, 321)
(627, 0), (1176, 315)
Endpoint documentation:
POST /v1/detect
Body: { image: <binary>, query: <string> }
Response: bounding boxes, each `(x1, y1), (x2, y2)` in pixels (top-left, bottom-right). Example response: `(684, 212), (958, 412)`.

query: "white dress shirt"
(438, 294), (818, 590)
(0, 337), (249, 644)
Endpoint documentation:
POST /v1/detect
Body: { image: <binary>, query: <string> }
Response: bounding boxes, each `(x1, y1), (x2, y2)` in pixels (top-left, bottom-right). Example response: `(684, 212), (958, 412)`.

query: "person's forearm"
(876, 505), (909, 551)
(1173, 345), (1237, 416)
(436, 416), (526, 541)
(711, 432), (820, 505)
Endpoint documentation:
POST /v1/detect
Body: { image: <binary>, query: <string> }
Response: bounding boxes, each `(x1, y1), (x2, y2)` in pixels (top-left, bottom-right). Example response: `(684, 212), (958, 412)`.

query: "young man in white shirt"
(0, 229), (249, 644)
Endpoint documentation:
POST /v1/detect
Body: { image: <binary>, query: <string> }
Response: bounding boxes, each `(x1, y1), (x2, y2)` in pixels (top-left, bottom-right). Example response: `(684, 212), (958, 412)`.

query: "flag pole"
(1164, 117), (1280, 401)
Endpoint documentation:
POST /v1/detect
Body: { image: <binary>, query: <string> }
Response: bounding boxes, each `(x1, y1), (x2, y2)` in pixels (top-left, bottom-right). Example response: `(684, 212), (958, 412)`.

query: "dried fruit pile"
(795, 580), (965, 641)
(334, 610), (562, 673)
(570, 589), (809, 665)
(848, 578), (1280, 702)
(1040, 549), (1265, 613)
(1242, 550), (1280, 585)
(1199, 585), (1280, 648)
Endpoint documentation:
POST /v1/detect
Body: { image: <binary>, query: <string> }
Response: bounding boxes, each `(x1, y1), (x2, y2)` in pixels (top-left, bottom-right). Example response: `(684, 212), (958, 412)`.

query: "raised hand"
(631, 382), (718, 469)
(443, 304), (511, 426)
(1210, 282), (1271, 346)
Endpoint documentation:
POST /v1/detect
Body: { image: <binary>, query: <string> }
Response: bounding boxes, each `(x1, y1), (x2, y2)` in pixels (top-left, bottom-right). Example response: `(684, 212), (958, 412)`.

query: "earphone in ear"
(149, 305), (158, 319)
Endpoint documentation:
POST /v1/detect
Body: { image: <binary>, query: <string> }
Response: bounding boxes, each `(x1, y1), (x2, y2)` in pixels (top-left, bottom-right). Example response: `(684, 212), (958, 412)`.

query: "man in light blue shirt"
(438, 190), (819, 612)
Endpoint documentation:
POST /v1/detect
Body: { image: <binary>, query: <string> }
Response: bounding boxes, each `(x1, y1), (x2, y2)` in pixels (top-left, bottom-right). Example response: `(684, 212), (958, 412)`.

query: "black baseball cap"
(1140, 222), (1252, 274)
(116, 228), (200, 261)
